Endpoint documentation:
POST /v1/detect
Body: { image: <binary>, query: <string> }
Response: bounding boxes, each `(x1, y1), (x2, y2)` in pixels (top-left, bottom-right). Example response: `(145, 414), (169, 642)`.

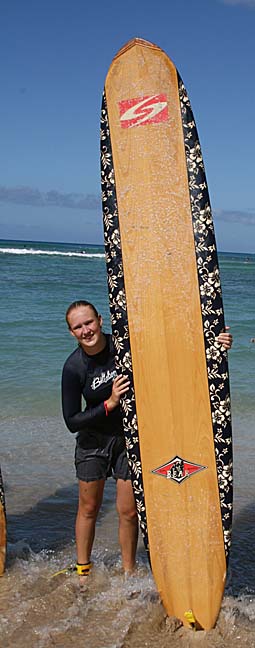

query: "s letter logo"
(119, 94), (168, 128)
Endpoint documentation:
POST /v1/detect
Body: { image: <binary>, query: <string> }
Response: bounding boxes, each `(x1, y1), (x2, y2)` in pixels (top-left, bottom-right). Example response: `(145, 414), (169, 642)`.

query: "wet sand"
(1, 415), (255, 647)
(1, 490), (255, 648)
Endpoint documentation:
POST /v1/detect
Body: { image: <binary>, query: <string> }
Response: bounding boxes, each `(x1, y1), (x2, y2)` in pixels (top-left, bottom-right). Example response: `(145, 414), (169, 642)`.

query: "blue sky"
(0, 0), (254, 252)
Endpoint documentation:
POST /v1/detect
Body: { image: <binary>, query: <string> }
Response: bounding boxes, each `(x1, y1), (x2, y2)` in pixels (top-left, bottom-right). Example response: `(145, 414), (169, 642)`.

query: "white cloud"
(221, 0), (255, 7)
(0, 185), (100, 210)
(214, 209), (255, 225)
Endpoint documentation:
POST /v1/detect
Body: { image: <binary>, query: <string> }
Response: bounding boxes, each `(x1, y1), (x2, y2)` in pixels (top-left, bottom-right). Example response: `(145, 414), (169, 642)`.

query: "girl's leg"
(116, 479), (138, 573)
(76, 478), (105, 564)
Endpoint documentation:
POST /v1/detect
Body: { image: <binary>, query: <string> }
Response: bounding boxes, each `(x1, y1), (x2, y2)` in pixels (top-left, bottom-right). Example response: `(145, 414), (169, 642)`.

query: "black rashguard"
(62, 334), (124, 443)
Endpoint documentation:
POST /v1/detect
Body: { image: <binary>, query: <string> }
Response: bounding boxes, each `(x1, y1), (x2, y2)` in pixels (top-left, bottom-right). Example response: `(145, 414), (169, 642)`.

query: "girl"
(62, 299), (232, 581)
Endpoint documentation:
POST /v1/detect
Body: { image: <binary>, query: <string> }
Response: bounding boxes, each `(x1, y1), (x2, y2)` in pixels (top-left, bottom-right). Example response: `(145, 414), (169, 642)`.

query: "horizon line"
(0, 236), (254, 256)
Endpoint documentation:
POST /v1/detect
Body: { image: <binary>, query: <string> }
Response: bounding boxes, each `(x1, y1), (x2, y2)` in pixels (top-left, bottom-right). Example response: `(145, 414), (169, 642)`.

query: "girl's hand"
(217, 326), (233, 350)
(106, 375), (130, 412)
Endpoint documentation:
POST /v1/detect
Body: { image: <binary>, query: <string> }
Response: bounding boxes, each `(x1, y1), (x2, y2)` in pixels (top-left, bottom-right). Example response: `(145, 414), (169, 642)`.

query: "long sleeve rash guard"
(62, 334), (124, 443)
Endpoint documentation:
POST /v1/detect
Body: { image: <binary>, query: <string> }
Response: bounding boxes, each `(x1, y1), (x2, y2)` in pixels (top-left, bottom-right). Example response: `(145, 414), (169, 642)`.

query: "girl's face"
(67, 305), (104, 354)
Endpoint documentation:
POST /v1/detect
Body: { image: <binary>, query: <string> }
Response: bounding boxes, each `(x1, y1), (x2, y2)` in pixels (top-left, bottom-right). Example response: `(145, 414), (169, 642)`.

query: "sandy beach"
(1, 499), (255, 648)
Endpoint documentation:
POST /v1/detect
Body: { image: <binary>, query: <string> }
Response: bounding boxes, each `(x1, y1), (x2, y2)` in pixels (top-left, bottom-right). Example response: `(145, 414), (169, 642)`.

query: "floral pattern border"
(101, 92), (149, 553)
(100, 76), (233, 560)
(0, 467), (5, 514)
(178, 75), (233, 558)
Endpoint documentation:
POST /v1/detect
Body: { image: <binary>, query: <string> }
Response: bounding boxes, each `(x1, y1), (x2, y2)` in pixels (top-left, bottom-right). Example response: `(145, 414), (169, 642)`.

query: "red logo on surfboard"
(119, 94), (168, 128)
(152, 455), (207, 485)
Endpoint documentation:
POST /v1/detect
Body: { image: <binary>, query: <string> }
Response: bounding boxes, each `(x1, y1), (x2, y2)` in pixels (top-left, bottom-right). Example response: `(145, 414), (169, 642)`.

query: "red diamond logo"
(152, 455), (207, 485)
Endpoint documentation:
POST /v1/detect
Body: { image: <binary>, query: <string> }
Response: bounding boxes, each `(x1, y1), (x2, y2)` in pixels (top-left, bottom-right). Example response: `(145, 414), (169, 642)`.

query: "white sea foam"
(0, 246), (104, 258)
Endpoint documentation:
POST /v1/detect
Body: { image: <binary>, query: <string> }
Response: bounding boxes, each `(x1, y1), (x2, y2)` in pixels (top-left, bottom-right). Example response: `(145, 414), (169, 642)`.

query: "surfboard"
(101, 38), (232, 630)
(0, 465), (6, 575)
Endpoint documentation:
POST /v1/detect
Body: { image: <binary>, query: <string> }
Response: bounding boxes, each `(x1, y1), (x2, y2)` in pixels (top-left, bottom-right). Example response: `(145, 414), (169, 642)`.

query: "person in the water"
(62, 299), (233, 582)
(62, 300), (138, 582)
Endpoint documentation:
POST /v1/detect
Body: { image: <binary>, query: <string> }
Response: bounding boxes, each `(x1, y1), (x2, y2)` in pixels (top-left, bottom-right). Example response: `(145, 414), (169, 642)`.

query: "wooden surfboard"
(101, 38), (232, 630)
(0, 466), (6, 575)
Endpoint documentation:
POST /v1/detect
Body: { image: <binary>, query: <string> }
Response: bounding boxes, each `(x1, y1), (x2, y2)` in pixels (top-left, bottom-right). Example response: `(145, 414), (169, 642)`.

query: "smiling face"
(67, 304), (105, 355)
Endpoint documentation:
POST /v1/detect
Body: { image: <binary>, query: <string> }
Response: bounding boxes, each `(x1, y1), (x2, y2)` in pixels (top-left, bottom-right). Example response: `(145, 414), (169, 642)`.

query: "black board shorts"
(75, 432), (131, 482)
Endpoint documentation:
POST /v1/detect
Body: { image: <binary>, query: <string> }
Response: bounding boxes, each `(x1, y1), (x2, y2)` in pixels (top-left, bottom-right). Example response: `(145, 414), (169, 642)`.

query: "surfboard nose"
(112, 37), (163, 62)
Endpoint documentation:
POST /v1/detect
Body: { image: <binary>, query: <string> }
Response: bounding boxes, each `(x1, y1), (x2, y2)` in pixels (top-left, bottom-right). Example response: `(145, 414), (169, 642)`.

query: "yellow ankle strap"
(76, 562), (93, 576)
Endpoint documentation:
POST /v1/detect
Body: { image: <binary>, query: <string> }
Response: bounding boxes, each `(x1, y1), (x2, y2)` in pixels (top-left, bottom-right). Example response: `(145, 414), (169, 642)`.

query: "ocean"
(0, 239), (255, 647)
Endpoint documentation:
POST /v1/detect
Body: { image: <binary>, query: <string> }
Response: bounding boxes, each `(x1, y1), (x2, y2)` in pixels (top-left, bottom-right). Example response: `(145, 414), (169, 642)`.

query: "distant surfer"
(62, 300), (138, 584)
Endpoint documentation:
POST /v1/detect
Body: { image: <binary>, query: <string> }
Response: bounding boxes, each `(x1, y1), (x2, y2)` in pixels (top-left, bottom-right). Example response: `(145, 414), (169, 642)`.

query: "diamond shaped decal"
(152, 455), (207, 484)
